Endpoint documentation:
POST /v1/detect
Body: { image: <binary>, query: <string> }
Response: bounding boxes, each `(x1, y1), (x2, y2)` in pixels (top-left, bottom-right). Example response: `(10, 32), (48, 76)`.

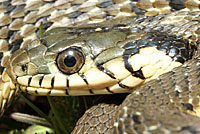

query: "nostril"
(21, 64), (27, 72)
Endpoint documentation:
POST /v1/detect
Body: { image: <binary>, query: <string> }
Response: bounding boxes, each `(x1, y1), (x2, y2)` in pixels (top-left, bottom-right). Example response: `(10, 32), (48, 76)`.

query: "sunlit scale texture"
(72, 103), (118, 134)
(115, 58), (200, 134)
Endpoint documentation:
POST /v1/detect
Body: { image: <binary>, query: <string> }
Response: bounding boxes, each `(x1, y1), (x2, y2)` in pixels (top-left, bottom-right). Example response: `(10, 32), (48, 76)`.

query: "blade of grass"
(49, 112), (63, 134)
(47, 96), (68, 134)
(11, 112), (51, 127)
(38, 22), (44, 37)
(20, 95), (51, 124)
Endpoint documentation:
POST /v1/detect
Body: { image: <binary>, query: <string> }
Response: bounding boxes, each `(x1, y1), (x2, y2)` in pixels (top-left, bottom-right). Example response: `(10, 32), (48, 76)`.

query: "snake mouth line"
(19, 85), (133, 96)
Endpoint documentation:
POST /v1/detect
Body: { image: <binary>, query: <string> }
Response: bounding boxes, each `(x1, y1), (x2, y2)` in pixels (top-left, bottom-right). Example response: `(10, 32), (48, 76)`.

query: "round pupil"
(64, 55), (77, 67)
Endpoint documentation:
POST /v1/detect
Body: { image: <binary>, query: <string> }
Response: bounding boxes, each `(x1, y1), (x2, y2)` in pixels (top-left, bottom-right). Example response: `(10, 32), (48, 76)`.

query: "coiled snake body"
(0, 0), (200, 133)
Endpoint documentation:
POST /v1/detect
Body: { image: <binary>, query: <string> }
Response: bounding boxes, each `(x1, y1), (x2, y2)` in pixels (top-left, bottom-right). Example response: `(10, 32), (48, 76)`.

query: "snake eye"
(57, 47), (85, 74)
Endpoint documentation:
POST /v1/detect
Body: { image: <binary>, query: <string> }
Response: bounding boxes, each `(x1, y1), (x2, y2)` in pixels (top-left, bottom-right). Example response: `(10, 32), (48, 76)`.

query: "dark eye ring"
(56, 47), (85, 74)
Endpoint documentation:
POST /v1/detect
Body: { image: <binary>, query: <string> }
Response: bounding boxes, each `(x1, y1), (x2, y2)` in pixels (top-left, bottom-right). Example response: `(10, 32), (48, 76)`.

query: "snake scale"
(0, 0), (200, 133)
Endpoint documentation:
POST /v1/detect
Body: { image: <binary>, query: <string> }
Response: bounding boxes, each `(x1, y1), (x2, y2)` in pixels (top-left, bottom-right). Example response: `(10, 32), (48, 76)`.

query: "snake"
(0, 0), (200, 133)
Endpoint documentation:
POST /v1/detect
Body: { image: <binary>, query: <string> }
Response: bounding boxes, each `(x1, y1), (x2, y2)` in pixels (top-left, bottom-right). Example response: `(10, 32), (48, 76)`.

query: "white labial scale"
(109, 83), (133, 93)
(41, 74), (54, 88)
(29, 74), (44, 87)
(26, 87), (37, 94)
(54, 73), (67, 88)
(103, 57), (130, 80)
(148, 56), (173, 80)
(92, 88), (113, 95)
(120, 75), (144, 87)
(17, 76), (32, 86)
(129, 47), (157, 71)
(27, 87), (51, 95)
(149, 51), (166, 65)
(129, 54), (150, 71)
(142, 65), (157, 78)
(143, 57), (165, 77)
(68, 89), (91, 96)
(84, 67), (118, 89)
(49, 89), (67, 96)
(140, 50), (172, 80)
(36, 89), (50, 96)
(68, 73), (88, 89)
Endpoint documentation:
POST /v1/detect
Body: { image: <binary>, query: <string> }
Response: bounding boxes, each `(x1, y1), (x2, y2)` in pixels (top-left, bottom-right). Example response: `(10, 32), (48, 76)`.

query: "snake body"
(0, 0), (200, 133)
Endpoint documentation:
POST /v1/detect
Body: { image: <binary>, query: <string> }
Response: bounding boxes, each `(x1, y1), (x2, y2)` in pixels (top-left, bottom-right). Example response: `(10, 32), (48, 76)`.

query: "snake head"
(7, 22), (197, 97)
(8, 26), (130, 96)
